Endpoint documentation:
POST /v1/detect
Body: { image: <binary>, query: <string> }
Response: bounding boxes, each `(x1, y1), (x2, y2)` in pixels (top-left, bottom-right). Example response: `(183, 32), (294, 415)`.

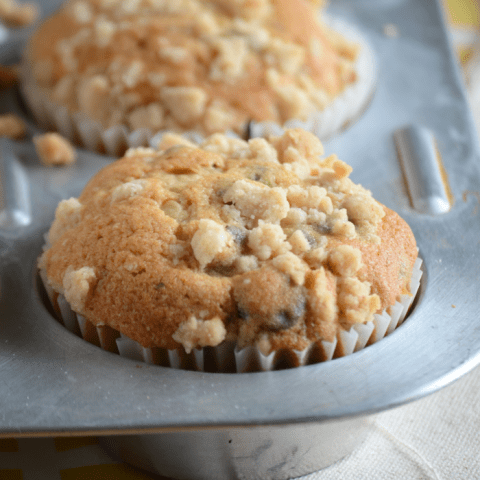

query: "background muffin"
(39, 129), (420, 371)
(22, 0), (374, 154)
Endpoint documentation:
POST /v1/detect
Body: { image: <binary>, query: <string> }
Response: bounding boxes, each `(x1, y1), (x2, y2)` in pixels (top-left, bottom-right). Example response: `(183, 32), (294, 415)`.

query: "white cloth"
(303, 364), (480, 480)
(1, 364), (479, 479)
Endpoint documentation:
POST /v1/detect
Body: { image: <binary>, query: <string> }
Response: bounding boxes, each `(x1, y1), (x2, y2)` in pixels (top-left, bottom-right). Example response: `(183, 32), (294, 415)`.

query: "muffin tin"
(1, 0), (480, 479)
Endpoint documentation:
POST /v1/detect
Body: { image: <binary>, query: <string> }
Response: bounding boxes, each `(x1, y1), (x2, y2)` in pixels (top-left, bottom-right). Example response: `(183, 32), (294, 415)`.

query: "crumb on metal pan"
(383, 23), (399, 38)
(33, 132), (77, 166)
(0, 64), (18, 88)
(0, 0), (39, 27)
(0, 113), (26, 139)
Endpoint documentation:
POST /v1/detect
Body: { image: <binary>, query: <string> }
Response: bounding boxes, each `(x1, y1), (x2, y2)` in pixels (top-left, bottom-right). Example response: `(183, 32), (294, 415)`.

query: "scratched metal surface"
(1, 0), (480, 437)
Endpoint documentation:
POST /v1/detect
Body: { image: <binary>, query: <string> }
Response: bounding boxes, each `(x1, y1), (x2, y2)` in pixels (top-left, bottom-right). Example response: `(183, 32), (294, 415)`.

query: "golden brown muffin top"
(26, 0), (358, 136)
(40, 129), (417, 353)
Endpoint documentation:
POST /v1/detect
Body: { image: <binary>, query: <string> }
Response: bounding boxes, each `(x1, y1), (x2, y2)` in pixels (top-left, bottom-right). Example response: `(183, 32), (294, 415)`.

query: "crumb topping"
(0, 113), (26, 140)
(0, 64), (19, 89)
(191, 218), (233, 268)
(172, 316), (227, 353)
(47, 197), (83, 245)
(41, 129), (417, 353)
(62, 266), (96, 313)
(0, 0), (38, 27)
(223, 180), (289, 226)
(34, 132), (77, 166)
(25, 0), (358, 136)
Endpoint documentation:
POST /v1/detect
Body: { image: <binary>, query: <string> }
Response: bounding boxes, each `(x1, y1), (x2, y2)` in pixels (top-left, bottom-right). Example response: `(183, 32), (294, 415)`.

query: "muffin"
(39, 129), (420, 372)
(22, 0), (375, 155)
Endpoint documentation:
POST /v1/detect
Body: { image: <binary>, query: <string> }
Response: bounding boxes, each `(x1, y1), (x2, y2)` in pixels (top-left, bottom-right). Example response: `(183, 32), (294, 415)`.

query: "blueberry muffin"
(22, 0), (374, 154)
(39, 129), (419, 371)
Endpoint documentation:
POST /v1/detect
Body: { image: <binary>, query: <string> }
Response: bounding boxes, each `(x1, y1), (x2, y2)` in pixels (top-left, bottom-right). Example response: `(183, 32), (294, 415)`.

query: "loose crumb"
(0, 64), (18, 89)
(33, 132), (77, 166)
(0, 0), (39, 27)
(383, 23), (399, 38)
(0, 113), (26, 139)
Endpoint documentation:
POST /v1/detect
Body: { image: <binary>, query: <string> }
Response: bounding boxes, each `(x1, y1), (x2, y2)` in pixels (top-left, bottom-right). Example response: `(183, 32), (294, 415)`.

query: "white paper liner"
(57, 294), (78, 333)
(353, 322), (375, 352)
(249, 15), (377, 141)
(115, 333), (147, 362)
(21, 14), (376, 156)
(39, 256), (422, 373)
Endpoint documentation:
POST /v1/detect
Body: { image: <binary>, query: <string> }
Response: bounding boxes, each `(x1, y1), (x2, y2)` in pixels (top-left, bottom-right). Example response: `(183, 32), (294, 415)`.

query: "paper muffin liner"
(21, 14), (376, 156)
(39, 256), (422, 373)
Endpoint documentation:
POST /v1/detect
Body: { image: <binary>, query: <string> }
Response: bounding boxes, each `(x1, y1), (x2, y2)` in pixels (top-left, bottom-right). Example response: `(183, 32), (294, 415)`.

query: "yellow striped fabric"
(0, 437), (171, 479)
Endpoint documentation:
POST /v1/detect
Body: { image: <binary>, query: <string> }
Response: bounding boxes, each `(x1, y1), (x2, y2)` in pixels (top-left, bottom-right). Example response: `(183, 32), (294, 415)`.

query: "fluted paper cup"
(39, 256), (422, 373)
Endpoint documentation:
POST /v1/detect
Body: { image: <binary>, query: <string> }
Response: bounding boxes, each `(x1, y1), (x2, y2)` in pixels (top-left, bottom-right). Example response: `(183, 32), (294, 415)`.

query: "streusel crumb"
(62, 266), (96, 313)
(0, 0), (38, 27)
(34, 132), (77, 166)
(0, 113), (26, 140)
(172, 316), (227, 353)
(0, 64), (18, 89)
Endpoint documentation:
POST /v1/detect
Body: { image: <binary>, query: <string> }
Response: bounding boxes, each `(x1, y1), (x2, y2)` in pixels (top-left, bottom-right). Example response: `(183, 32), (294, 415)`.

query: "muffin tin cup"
(20, 15), (376, 156)
(38, 257), (422, 373)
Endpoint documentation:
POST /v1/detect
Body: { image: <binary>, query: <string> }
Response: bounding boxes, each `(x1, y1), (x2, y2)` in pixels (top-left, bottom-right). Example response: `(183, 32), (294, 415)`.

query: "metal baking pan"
(1, 0), (480, 478)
